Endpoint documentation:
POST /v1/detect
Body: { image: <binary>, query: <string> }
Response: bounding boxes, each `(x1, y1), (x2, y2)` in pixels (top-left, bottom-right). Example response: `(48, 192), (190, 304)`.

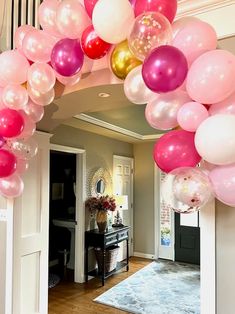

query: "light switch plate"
(0, 209), (7, 221)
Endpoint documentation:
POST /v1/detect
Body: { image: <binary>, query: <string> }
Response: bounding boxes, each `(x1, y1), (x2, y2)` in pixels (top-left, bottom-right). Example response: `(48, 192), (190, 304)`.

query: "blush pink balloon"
(22, 29), (56, 63)
(28, 62), (56, 93)
(172, 17), (199, 39)
(209, 164), (235, 207)
(153, 130), (201, 173)
(209, 91), (235, 116)
(56, 71), (82, 86)
(84, 0), (99, 18)
(0, 149), (17, 178)
(177, 101), (209, 132)
(27, 84), (55, 106)
(14, 25), (35, 51)
(0, 108), (24, 138)
(173, 18), (217, 66)
(16, 158), (29, 174)
(23, 99), (44, 122)
(0, 50), (30, 86)
(186, 50), (235, 104)
(145, 90), (191, 130)
(2, 84), (28, 110)
(18, 111), (36, 139)
(0, 173), (24, 198)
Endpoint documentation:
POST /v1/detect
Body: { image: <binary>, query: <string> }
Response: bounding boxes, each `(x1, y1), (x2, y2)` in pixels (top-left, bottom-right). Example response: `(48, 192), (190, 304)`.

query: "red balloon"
(84, 0), (98, 18)
(81, 25), (112, 60)
(0, 149), (17, 178)
(153, 130), (201, 173)
(0, 108), (24, 138)
(134, 0), (177, 23)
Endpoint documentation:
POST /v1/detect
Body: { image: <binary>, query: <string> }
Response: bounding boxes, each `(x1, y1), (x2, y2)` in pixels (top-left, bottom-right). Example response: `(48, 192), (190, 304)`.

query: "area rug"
(94, 260), (200, 314)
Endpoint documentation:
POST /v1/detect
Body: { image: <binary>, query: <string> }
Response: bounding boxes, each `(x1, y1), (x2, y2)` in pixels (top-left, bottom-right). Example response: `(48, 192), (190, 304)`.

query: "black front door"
(175, 212), (200, 265)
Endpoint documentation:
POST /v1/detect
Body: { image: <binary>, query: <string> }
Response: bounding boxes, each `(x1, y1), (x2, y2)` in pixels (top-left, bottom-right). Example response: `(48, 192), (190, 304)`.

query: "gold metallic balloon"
(110, 40), (142, 80)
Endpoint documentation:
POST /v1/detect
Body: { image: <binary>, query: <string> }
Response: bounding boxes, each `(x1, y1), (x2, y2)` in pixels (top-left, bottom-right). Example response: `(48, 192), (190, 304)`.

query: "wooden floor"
(48, 257), (151, 314)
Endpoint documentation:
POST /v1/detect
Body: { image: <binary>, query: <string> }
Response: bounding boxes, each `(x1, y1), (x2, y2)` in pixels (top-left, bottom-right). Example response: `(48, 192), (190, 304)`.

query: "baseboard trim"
(133, 252), (155, 260)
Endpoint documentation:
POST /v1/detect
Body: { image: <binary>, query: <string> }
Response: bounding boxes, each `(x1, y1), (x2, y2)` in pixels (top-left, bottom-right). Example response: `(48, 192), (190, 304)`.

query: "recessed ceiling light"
(98, 92), (110, 98)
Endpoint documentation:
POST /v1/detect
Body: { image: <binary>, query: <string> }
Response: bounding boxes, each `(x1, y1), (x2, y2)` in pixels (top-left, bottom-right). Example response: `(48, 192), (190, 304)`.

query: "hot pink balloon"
(209, 91), (235, 116)
(27, 84), (55, 106)
(16, 158), (29, 174)
(134, 0), (177, 23)
(0, 108), (24, 138)
(186, 50), (235, 104)
(0, 149), (17, 178)
(14, 25), (35, 51)
(142, 45), (188, 93)
(28, 62), (56, 93)
(18, 111), (36, 139)
(209, 164), (235, 207)
(24, 99), (44, 122)
(153, 130), (201, 173)
(22, 29), (56, 63)
(0, 136), (6, 148)
(177, 101), (209, 132)
(84, 0), (99, 18)
(0, 50), (30, 86)
(2, 84), (28, 110)
(56, 71), (82, 86)
(0, 173), (24, 198)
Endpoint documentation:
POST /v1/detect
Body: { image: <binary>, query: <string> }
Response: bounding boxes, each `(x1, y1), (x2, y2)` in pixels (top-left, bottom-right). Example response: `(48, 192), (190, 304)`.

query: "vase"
(96, 210), (107, 232)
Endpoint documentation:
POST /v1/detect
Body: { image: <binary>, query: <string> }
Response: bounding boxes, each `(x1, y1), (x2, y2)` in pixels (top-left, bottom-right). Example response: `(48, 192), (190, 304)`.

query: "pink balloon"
(16, 158), (29, 174)
(56, 71), (81, 86)
(84, 0), (99, 18)
(38, 0), (62, 38)
(0, 108), (24, 138)
(209, 91), (235, 116)
(186, 50), (235, 104)
(22, 29), (56, 63)
(172, 17), (199, 39)
(18, 111), (36, 139)
(28, 62), (56, 93)
(173, 18), (217, 66)
(0, 149), (17, 178)
(209, 164), (235, 207)
(23, 99), (44, 122)
(27, 84), (55, 106)
(153, 130), (201, 173)
(2, 84), (28, 110)
(0, 173), (24, 198)
(0, 50), (30, 86)
(56, 0), (90, 39)
(14, 25), (35, 51)
(177, 101), (209, 132)
(145, 90), (191, 130)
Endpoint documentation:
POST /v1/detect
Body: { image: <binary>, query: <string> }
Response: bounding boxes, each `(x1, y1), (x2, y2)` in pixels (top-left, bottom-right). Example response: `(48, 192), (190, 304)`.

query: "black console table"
(85, 226), (129, 286)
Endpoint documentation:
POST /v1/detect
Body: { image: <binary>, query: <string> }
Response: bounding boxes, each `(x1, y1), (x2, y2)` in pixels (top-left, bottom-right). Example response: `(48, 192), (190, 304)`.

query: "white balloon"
(92, 0), (135, 44)
(195, 114), (235, 165)
(124, 66), (155, 104)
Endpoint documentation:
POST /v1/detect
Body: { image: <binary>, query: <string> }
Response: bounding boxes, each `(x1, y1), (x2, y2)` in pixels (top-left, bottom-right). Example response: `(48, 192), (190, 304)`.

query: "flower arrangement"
(85, 195), (116, 214)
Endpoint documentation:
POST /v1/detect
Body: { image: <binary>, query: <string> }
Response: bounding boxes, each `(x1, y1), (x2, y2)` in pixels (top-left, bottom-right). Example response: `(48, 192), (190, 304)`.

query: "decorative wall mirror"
(88, 168), (112, 197)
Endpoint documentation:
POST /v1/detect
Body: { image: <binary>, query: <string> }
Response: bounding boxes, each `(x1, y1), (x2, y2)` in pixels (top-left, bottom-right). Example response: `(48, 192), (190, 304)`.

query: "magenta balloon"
(142, 45), (188, 93)
(153, 130), (201, 173)
(84, 0), (99, 18)
(0, 149), (17, 178)
(134, 0), (177, 23)
(0, 136), (6, 148)
(209, 91), (235, 116)
(51, 38), (84, 77)
(0, 108), (24, 138)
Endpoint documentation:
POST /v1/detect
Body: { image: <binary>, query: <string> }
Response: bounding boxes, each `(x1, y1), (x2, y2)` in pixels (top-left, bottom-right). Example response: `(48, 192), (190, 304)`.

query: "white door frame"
(50, 144), (86, 283)
(154, 166), (215, 314)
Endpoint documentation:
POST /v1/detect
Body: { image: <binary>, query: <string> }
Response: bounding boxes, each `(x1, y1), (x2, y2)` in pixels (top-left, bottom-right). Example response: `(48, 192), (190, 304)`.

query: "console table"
(85, 226), (129, 286)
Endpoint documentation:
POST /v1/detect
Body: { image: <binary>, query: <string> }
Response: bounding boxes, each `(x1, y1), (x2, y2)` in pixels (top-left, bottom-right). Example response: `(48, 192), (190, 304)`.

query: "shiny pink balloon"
(0, 108), (24, 138)
(14, 25), (35, 51)
(23, 99), (44, 122)
(0, 173), (24, 198)
(0, 50), (30, 86)
(27, 84), (55, 106)
(84, 0), (99, 18)
(134, 0), (177, 23)
(142, 45), (188, 93)
(51, 38), (84, 77)
(28, 62), (56, 93)
(145, 90), (191, 130)
(209, 91), (235, 116)
(0, 149), (17, 178)
(177, 101), (209, 132)
(2, 84), (28, 110)
(22, 29), (56, 63)
(18, 111), (36, 139)
(172, 17), (199, 39)
(186, 50), (235, 104)
(209, 164), (235, 207)
(153, 130), (201, 173)
(16, 158), (29, 174)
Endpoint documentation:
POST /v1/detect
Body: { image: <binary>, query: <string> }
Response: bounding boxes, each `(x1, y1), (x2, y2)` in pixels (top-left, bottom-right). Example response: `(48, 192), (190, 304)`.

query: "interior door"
(175, 212), (200, 265)
(13, 132), (50, 314)
(113, 155), (134, 259)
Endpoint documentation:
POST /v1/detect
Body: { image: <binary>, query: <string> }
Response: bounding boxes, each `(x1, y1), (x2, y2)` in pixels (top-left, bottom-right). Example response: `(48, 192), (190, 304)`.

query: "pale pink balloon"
(16, 158), (29, 174)
(56, 0), (90, 39)
(209, 164), (235, 207)
(18, 111), (36, 139)
(27, 84), (55, 106)
(209, 91), (235, 116)
(145, 90), (191, 130)
(23, 99), (44, 122)
(56, 71), (82, 86)
(0, 173), (24, 198)
(38, 0), (62, 38)
(172, 17), (199, 39)
(28, 62), (56, 93)
(177, 102), (209, 132)
(0, 50), (30, 86)
(173, 18), (217, 65)
(14, 25), (35, 51)
(2, 84), (28, 110)
(186, 50), (235, 104)
(22, 29), (56, 63)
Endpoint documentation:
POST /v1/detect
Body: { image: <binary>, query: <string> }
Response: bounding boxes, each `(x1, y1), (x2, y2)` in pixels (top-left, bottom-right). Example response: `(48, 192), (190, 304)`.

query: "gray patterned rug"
(94, 260), (200, 314)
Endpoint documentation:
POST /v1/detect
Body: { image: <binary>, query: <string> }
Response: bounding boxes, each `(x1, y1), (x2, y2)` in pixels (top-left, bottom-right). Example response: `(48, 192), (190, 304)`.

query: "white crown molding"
(75, 113), (162, 141)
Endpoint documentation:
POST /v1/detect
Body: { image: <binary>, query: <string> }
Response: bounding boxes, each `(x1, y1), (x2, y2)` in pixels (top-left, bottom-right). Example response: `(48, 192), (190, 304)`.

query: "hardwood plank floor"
(48, 257), (151, 314)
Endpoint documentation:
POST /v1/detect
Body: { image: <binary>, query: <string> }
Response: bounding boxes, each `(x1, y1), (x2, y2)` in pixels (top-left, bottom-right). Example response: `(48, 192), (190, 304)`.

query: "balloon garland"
(0, 0), (235, 212)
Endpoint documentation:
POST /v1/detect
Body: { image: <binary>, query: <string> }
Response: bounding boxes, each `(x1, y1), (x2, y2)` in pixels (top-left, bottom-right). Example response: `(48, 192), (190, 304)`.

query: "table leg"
(85, 246), (88, 282)
(126, 238), (129, 271)
(102, 249), (105, 286)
